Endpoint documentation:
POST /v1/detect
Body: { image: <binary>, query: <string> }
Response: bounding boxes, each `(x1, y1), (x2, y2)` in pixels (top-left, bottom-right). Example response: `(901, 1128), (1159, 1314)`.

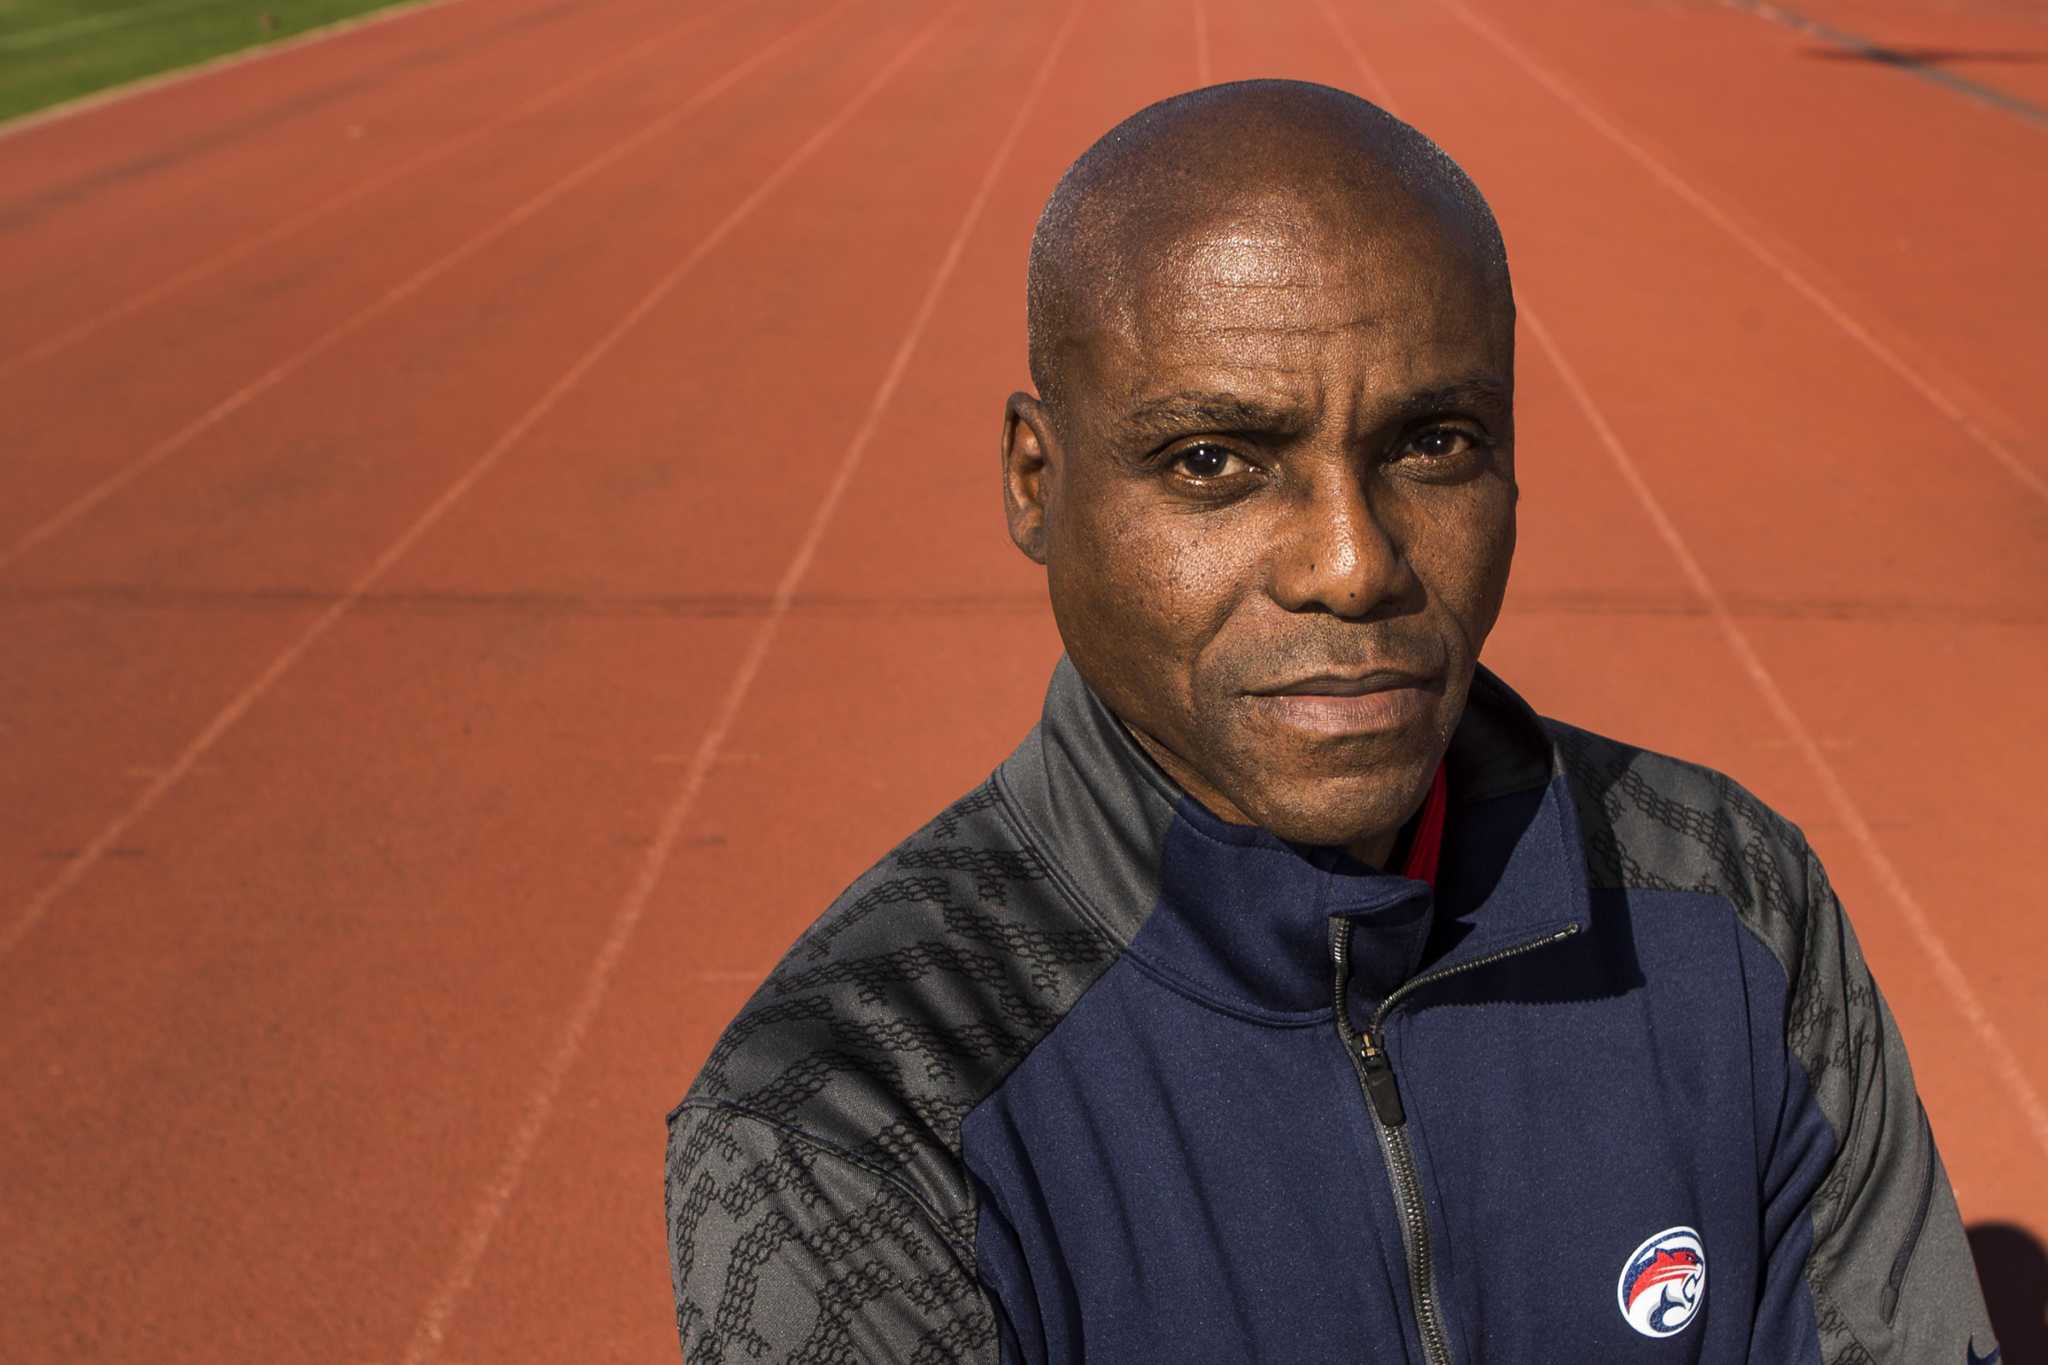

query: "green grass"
(0, 0), (426, 126)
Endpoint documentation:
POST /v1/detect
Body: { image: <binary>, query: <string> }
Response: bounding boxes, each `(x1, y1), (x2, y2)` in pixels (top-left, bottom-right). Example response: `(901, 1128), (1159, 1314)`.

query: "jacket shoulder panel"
(1547, 718), (1809, 973)
(666, 1100), (999, 1365)
(679, 777), (1125, 1229)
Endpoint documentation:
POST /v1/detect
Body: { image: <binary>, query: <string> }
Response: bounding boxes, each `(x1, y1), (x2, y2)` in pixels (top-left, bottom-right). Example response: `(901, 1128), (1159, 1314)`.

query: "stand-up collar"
(993, 658), (1592, 1018)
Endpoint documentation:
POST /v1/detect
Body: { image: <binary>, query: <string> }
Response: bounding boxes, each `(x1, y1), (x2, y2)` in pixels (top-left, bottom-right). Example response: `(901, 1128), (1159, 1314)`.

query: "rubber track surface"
(1, 0), (2041, 1359)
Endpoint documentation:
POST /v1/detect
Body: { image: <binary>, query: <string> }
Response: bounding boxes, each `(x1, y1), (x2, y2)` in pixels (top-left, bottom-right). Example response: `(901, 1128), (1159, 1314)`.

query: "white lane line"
(1433, 0), (2047, 505)
(0, 0), (462, 143)
(0, 0), (850, 575)
(0, 0), (747, 379)
(392, 1), (1079, 1358)
(0, 0), (859, 960)
(1320, 0), (2048, 1165)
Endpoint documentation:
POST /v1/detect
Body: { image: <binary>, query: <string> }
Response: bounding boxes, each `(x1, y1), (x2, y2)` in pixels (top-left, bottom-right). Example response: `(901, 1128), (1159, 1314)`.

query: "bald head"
(1026, 80), (1510, 413)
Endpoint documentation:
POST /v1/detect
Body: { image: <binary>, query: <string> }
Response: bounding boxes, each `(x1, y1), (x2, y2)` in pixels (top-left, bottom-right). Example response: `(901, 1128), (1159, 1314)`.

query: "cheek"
(1046, 483), (1259, 687)
(1407, 485), (1516, 640)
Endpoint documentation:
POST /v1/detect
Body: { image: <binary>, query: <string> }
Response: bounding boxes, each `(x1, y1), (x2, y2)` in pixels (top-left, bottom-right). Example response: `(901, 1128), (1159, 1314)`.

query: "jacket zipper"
(1329, 919), (1581, 1365)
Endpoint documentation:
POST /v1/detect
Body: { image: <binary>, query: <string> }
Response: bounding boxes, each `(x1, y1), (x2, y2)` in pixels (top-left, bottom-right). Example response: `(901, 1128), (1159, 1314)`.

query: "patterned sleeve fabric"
(663, 757), (1123, 1364)
(666, 1100), (1000, 1365)
(1769, 850), (1996, 1364)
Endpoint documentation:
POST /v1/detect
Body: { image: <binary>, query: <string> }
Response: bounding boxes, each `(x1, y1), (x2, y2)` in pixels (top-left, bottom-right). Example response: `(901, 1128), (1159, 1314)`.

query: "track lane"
(0, 0), (867, 947)
(0, 0), (832, 558)
(0, 0), (650, 347)
(1441, 0), (2048, 493)
(4, 5), (1073, 1358)
(0, 0), (748, 381)
(0, 0), (891, 935)
(0, 608), (759, 1365)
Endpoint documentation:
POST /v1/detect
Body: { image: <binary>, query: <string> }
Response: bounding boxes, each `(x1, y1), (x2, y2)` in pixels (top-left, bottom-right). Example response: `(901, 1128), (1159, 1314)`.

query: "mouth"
(1244, 668), (1443, 738)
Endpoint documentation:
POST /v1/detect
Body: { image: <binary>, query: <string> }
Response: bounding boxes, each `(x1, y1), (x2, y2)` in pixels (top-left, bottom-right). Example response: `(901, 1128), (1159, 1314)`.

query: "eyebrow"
(1383, 377), (1513, 424)
(1115, 375), (1511, 444)
(1115, 391), (1314, 442)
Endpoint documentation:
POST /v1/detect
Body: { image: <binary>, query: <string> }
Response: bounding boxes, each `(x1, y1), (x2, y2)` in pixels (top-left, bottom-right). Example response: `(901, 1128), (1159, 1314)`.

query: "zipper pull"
(1358, 1031), (1406, 1127)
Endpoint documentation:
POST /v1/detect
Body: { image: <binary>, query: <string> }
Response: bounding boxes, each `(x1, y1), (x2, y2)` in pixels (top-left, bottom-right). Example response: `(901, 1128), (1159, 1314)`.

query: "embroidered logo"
(1617, 1226), (1706, 1338)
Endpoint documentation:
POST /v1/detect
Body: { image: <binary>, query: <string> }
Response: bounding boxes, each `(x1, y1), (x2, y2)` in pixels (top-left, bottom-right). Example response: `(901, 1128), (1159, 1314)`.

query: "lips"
(1256, 668), (1439, 697)
(1244, 668), (1442, 737)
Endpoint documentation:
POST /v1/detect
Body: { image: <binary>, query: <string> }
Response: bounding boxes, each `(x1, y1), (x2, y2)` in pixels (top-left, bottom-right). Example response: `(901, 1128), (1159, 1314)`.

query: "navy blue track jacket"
(666, 659), (1996, 1363)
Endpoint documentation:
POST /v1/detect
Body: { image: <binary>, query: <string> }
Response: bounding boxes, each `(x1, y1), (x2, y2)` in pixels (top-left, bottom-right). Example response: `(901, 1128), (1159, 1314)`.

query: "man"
(666, 81), (1996, 1363)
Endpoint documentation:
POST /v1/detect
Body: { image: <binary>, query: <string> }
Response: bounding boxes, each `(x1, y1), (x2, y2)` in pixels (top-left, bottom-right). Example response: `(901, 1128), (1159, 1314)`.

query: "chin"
(1221, 723), (1439, 838)
(1241, 769), (1433, 853)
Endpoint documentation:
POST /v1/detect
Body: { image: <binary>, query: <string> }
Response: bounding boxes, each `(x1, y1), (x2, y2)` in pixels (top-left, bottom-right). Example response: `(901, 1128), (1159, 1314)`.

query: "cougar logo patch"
(1618, 1226), (1706, 1338)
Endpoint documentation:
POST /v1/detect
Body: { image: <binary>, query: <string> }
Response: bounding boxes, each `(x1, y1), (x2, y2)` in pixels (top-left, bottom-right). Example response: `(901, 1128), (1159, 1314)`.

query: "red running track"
(1, 0), (2042, 1360)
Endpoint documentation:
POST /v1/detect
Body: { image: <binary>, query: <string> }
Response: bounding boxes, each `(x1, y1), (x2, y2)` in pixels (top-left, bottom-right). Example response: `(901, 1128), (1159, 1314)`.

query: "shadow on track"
(1970, 1222), (2047, 1361)
(1799, 45), (2048, 69)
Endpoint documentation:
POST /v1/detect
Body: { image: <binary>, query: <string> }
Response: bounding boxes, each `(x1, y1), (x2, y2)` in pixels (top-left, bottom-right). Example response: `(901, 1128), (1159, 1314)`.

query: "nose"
(1267, 467), (1418, 619)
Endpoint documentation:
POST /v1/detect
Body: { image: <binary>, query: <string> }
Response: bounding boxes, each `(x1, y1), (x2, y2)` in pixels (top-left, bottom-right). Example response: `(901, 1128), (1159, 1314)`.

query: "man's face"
(1005, 188), (1517, 860)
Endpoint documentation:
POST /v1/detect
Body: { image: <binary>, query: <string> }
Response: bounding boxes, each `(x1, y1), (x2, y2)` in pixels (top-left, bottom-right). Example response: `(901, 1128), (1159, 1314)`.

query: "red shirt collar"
(1399, 763), (1448, 887)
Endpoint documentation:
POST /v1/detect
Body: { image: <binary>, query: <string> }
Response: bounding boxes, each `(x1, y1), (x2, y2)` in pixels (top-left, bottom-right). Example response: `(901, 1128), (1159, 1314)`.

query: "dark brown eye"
(1409, 427), (1476, 459)
(1172, 444), (1246, 480)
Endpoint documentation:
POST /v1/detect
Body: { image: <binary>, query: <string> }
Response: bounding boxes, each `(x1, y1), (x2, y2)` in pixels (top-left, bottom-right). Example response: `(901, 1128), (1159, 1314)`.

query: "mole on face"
(1002, 81), (1518, 866)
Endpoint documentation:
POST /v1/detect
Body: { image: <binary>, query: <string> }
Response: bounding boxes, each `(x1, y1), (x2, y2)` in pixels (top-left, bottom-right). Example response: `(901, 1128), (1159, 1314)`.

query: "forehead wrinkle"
(1165, 313), (1390, 341)
(1136, 222), (1495, 356)
(1117, 388), (1318, 440)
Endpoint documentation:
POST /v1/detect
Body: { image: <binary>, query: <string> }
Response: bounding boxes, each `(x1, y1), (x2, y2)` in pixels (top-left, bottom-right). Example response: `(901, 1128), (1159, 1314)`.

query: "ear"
(1002, 391), (1058, 565)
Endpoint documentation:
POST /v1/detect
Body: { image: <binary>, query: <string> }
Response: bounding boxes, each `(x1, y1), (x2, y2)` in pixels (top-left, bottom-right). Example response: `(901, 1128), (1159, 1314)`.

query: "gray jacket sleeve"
(666, 1100), (1001, 1364)
(1760, 846), (1997, 1363)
